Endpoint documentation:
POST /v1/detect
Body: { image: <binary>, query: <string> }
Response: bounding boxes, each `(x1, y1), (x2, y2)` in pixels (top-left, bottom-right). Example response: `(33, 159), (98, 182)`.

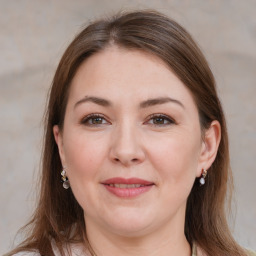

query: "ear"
(53, 125), (66, 167)
(196, 120), (221, 177)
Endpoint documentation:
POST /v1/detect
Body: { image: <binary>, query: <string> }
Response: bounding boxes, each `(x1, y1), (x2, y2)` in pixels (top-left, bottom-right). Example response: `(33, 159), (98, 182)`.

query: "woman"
(6, 10), (255, 256)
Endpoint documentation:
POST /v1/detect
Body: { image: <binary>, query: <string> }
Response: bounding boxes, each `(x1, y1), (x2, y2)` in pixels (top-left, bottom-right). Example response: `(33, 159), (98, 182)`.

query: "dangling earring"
(199, 169), (207, 185)
(61, 168), (70, 189)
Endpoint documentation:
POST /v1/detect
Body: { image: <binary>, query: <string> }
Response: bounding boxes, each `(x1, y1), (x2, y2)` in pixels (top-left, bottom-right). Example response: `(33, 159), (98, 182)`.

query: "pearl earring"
(61, 168), (70, 189)
(199, 169), (207, 185)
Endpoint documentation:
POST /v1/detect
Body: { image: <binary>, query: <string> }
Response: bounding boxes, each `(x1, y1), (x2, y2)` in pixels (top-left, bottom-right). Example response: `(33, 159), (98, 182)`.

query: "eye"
(81, 114), (110, 126)
(146, 114), (175, 126)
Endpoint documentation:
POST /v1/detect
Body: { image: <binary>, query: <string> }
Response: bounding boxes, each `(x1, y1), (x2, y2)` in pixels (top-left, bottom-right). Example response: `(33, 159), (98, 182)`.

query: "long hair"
(6, 10), (247, 256)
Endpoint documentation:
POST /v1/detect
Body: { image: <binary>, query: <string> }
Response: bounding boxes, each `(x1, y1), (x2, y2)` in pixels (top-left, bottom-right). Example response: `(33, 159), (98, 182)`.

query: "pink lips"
(101, 177), (154, 198)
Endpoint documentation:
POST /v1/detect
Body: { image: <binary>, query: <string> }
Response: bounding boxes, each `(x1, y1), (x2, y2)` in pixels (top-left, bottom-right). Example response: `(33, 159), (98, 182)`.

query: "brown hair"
(6, 10), (247, 256)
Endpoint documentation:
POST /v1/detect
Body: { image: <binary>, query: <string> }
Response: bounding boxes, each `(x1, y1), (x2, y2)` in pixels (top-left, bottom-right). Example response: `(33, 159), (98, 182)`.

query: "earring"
(61, 168), (70, 189)
(199, 169), (207, 185)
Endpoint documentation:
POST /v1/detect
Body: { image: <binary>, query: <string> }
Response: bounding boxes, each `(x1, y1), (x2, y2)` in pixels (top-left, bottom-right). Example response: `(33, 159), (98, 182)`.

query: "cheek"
(62, 131), (110, 211)
(63, 130), (108, 181)
(147, 132), (201, 184)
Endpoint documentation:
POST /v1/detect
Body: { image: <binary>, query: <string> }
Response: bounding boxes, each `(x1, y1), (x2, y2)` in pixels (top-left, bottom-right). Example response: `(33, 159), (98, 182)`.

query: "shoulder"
(12, 252), (40, 256)
(247, 249), (256, 256)
(194, 243), (256, 256)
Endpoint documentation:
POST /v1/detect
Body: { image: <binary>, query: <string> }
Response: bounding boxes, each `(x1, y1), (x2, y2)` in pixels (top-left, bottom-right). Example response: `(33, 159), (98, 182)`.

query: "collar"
(192, 242), (197, 256)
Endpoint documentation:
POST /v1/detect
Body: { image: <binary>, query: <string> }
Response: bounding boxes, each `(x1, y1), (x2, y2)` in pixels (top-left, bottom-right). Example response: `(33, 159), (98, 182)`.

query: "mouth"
(107, 183), (149, 188)
(101, 177), (154, 198)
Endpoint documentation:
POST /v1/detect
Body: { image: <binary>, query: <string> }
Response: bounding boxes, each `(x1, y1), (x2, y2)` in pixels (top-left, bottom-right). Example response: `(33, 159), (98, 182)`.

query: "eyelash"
(81, 113), (176, 127)
(81, 114), (109, 126)
(146, 114), (176, 126)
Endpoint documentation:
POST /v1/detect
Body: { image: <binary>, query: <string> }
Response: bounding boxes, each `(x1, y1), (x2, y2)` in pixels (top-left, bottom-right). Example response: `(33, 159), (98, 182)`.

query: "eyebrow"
(74, 96), (111, 108)
(74, 96), (184, 109)
(140, 97), (184, 109)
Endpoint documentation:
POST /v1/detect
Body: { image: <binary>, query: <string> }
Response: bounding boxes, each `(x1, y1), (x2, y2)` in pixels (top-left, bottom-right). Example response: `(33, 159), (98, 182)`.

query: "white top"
(12, 242), (256, 256)
(12, 241), (86, 256)
(10, 242), (197, 256)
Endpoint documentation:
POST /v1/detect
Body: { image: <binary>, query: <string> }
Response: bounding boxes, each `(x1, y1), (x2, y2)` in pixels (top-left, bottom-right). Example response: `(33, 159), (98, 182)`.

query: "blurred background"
(0, 0), (255, 254)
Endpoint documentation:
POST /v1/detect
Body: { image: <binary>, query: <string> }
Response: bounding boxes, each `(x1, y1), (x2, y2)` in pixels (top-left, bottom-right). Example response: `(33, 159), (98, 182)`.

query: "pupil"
(154, 117), (164, 124)
(93, 117), (102, 124)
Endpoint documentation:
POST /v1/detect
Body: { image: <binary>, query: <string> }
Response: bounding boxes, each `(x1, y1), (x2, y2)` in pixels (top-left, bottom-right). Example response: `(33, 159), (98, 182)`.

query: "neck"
(84, 214), (191, 256)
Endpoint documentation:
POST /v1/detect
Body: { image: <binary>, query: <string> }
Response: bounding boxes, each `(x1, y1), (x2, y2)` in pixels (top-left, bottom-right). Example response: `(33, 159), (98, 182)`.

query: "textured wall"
(1, 0), (255, 254)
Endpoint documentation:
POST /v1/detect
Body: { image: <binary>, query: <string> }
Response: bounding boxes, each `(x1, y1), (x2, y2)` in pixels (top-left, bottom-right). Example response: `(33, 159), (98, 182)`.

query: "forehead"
(68, 46), (196, 109)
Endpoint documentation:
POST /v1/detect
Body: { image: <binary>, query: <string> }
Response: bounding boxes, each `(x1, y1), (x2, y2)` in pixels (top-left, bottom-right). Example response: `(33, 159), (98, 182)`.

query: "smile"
(108, 184), (147, 188)
(101, 177), (154, 198)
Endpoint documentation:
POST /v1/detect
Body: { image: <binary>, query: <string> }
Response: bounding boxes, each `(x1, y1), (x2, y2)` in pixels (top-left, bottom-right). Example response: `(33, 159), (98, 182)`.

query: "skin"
(53, 46), (221, 256)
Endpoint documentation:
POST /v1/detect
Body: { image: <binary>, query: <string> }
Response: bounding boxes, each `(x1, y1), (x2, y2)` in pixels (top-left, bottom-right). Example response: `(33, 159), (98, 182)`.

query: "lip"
(102, 177), (154, 185)
(101, 177), (154, 198)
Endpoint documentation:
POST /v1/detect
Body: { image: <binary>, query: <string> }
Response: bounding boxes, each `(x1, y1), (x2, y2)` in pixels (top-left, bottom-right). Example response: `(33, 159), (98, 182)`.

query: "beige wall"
(1, 0), (255, 254)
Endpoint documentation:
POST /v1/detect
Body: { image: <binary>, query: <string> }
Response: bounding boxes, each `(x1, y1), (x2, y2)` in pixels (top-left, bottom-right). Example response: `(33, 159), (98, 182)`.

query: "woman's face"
(54, 46), (215, 237)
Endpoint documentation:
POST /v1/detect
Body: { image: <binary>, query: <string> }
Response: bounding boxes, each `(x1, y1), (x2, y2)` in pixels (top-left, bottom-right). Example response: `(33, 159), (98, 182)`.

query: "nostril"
(113, 158), (139, 164)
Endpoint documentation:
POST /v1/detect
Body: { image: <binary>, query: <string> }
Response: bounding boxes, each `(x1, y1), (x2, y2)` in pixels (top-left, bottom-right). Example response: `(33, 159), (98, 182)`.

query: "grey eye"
(147, 114), (175, 126)
(82, 114), (109, 126)
(152, 116), (170, 124)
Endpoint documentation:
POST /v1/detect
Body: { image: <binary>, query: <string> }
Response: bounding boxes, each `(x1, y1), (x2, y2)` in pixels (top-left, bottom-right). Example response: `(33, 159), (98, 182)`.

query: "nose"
(109, 122), (145, 167)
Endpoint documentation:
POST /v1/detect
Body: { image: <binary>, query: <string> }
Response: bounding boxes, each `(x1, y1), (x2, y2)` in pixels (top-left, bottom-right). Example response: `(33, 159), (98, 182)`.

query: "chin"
(101, 209), (156, 237)
(108, 223), (152, 238)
